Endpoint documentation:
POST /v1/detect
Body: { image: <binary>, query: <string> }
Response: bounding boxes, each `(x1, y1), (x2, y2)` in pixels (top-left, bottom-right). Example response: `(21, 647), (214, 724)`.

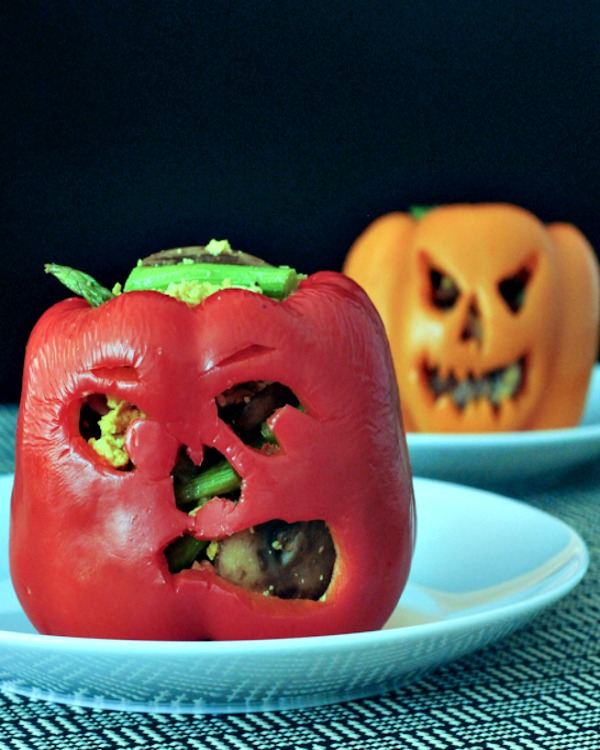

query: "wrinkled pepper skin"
(10, 272), (415, 640)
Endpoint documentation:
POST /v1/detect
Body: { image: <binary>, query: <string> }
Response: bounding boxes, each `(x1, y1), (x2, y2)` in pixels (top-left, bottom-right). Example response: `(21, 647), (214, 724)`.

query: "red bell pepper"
(10, 248), (415, 640)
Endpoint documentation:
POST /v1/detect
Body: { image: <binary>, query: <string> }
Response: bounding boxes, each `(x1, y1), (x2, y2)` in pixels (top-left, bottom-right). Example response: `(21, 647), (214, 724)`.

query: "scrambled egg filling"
(164, 277), (261, 305)
(88, 396), (146, 468)
(204, 238), (233, 256)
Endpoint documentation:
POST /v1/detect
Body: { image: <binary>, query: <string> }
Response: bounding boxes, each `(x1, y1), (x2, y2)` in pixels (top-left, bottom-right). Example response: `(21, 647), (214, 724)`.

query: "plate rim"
(0, 475), (589, 656)
(406, 365), (600, 487)
(407, 421), (600, 447)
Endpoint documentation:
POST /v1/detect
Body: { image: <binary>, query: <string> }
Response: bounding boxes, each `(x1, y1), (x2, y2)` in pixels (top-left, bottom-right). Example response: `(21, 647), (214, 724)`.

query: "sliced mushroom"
(141, 245), (270, 267)
(213, 520), (335, 600)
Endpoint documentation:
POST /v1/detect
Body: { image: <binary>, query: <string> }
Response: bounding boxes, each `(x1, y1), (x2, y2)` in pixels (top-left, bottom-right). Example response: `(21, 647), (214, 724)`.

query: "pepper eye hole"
(498, 266), (531, 313)
(216, 380), (301, 448)
(79, 394), (146, 471)
(430, 267), (460, 309)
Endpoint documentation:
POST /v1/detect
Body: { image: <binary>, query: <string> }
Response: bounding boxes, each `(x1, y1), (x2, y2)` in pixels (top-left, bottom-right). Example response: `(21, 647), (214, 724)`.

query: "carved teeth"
(426, 359), (524, 409)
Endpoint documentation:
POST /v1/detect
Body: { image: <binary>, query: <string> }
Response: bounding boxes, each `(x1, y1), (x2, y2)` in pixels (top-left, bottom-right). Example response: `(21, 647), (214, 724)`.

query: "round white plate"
(0, 475), (588, 714)
(407, 364), (600, 487)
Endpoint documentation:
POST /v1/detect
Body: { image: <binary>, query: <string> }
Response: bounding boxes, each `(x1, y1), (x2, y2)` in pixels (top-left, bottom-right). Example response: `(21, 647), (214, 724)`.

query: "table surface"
(0, 404), (598, 750)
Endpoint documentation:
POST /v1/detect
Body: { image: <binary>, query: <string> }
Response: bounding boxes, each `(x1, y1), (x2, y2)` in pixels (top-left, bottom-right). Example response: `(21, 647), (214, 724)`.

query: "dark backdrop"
(2, 1), (599, 402)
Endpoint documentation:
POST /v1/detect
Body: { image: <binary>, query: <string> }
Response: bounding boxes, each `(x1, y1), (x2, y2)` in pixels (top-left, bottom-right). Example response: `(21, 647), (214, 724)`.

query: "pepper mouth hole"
(164, 520), (336, 600)
(216, 380), (301, 447)
(79, 394), (145, 470)
(422, 356), (527, 412)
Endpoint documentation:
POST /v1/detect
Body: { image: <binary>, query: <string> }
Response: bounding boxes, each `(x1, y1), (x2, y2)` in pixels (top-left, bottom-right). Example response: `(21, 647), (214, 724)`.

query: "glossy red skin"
(10, 272), (415, 641)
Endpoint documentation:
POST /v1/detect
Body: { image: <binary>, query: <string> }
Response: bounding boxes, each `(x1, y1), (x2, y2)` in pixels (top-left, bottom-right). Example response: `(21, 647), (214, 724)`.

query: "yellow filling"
(163, 277), (261, 305)
(88, 396), (146, 468)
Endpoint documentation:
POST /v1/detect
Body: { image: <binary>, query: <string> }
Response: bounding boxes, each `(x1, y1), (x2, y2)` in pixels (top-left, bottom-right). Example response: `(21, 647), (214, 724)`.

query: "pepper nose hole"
(461, 300), (483, 343)
(170, 445), (242, 514)
(164, 445), (242, 573)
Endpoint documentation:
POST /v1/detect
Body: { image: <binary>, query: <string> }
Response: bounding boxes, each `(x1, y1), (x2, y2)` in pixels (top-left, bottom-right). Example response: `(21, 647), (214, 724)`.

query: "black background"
(2, 1), (599, 403)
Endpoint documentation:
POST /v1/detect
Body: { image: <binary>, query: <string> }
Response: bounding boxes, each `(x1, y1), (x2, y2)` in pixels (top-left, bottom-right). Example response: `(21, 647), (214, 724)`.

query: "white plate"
(0, 475), (588, 714)
(407, 364), (600, 487)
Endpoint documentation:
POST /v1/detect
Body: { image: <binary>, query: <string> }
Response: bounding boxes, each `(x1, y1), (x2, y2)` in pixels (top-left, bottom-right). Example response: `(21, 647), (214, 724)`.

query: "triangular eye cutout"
(429, 266), (460, 309)
(498, 262), (535, 313)
(418, 250), (461, 310)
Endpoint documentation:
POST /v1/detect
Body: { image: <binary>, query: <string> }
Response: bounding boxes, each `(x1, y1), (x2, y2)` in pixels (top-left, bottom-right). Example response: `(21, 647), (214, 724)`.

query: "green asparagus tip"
(45, 263), (115, 307)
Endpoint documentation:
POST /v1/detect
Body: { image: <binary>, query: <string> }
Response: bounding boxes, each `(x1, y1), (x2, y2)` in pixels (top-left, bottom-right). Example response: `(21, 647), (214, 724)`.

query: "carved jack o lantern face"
(10, 272), (415, 640)
(344, 204), (600, 432)
(395, 208), (558, 432)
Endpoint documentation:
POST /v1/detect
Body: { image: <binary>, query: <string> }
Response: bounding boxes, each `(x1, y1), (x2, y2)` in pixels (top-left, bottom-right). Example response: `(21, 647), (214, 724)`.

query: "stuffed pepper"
(10, 240), (415, 640)
(344, 204), (600, 433)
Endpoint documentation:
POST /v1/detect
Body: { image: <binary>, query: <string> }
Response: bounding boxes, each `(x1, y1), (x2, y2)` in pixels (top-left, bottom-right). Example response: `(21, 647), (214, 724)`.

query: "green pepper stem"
(45, 264), (115, 307)
(123, 262), (302, 299)
(175, 459), (242, 506)
(409, 205), (437, 220)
